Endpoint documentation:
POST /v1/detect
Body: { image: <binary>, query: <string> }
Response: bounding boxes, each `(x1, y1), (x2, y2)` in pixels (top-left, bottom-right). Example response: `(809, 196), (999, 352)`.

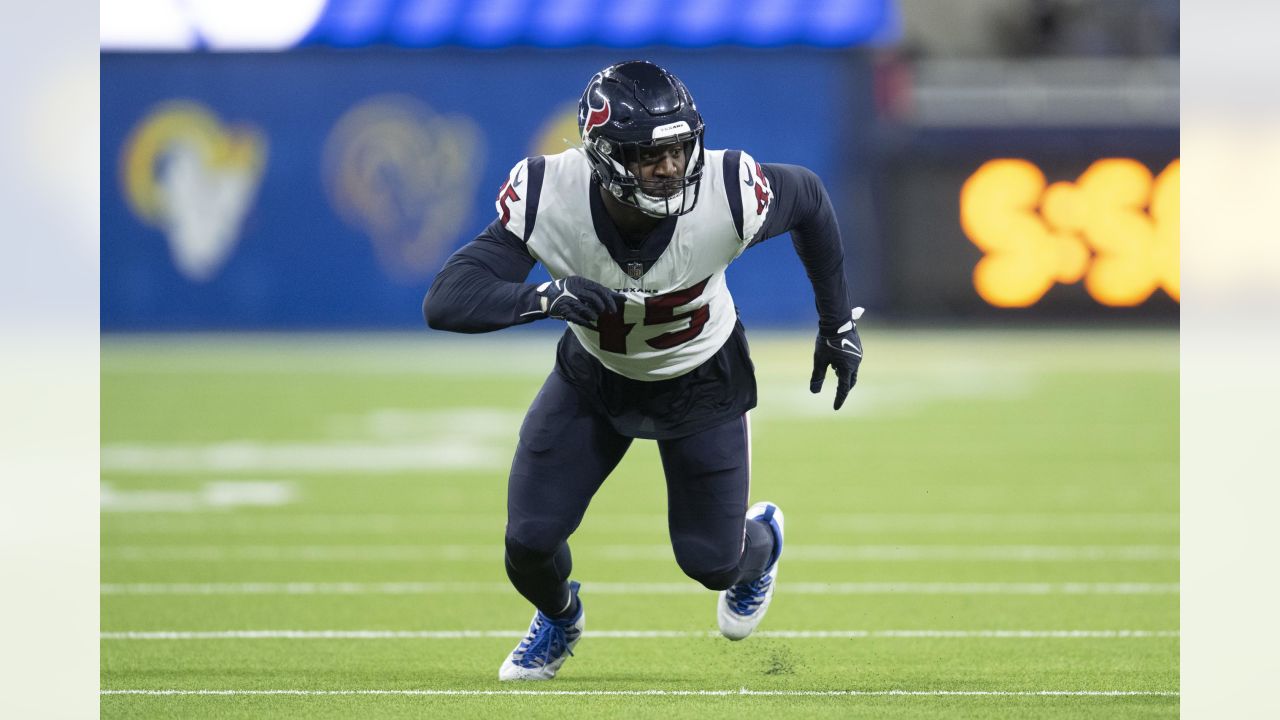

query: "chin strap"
(626, 183), (699, 218)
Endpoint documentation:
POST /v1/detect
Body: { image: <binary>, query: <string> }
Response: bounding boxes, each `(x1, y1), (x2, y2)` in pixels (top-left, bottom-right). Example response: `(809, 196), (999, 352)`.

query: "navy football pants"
(505, 371), (775, 616)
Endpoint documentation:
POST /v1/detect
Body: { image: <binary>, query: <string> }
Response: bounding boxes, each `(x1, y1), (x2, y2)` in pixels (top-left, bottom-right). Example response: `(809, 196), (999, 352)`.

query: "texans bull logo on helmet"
(581, 95), (611, 141)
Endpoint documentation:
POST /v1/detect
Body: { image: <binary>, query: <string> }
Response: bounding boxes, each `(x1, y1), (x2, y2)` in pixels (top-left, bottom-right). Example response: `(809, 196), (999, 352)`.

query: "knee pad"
(672, 544), (741, 591)
(671, 533), (744, 590)
(505, 535), (570, 577)
(505, 535), (550, 565)
(681, 562), (740, 591)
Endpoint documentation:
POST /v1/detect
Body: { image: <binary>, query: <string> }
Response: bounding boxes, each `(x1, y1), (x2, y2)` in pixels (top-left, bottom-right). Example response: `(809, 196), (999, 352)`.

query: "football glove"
(532, 276), (625, 327)
(810, 307), (865, 411)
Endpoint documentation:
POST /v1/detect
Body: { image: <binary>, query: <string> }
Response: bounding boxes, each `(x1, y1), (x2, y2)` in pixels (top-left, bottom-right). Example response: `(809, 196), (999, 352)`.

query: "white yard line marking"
(818, 512), (1179, 533)
(101, 511), (1178, 535)
(101, 514), (486, 536)
(100, 442), (506, 473)
(100, 338), (555, 376)
(100, 688), (1179, 697)
(99, 581), (1180, 596)
(101, 481), (298, 513)
(100, 629), (1180, 640)
(104, 545), (473, 562)
(779, 545), (1179, 561)
(101, 543), (1179, 563)
(102, 409), (528, 476)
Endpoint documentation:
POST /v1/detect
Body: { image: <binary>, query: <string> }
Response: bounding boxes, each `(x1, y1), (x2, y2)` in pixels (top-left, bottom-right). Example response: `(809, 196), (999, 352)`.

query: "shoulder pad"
(725, 150), (772, 244)
(494, 156), (546, 242)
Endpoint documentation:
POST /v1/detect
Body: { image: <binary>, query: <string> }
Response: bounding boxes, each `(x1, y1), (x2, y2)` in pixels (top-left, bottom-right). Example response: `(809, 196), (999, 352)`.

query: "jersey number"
(497, 182), (520, 226)
(597, 277), (711, 354)
(753, 161), (771, 215)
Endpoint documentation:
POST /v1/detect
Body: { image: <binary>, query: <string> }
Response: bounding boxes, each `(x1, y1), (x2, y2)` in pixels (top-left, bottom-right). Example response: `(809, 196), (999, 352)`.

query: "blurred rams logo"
(323, 95), (483, 282)
(531, 103), (582, 157)
(961, 159), (1179, 308)
(121, 101), (267, 282)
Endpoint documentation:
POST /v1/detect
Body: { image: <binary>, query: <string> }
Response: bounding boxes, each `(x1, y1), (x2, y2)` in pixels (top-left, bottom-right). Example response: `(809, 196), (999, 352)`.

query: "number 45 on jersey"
(596, 277), (711, 354)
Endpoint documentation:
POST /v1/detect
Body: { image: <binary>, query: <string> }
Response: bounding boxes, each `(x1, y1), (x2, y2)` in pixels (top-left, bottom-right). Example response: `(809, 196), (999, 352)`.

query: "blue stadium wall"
(102, 50), (874, 331)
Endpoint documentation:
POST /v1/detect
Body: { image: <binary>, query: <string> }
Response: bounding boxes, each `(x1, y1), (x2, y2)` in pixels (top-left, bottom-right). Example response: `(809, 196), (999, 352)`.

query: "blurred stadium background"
(100, 1), (1179, 716)
(101, 0), (1178, 328)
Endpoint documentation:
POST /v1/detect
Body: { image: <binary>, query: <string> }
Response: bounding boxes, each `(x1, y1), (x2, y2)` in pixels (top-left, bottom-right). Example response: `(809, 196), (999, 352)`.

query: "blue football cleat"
(498, 581), (584, 680)
(718, 502), (784, 640)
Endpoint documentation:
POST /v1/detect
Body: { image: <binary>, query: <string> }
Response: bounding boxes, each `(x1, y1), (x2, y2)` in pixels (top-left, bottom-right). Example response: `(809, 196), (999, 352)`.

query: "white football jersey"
(496, 148), (773, 381)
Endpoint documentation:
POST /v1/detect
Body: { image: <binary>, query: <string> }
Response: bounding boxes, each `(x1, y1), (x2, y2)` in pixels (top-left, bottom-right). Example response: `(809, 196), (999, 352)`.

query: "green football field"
(100, 328), (1179, 719)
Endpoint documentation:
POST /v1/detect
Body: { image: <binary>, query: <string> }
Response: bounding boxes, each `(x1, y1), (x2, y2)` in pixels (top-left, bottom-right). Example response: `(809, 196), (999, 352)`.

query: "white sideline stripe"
(100, 341), (556, 377)
(101, 443), (504, 473)
(101, 511), (1178, 535)
(100, 581), (1180, 596)
(101, 481), (297, 513)
(102, 544), (1179, 563)
(818, 512), (1179, 533)
(100, 629), (1180, 640)
(100, 688), (1178, 697)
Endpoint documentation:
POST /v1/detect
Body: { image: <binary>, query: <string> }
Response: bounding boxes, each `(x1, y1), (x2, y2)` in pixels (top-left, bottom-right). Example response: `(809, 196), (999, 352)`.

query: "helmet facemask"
(586, 125), (705, 218)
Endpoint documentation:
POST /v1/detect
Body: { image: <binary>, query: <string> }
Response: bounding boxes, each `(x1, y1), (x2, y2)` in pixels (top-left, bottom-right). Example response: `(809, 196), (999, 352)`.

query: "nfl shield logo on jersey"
(625, 262), (644, 279)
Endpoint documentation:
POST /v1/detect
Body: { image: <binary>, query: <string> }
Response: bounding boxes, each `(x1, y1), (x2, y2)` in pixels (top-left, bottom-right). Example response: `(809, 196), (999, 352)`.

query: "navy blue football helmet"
(578, 61), (706, 217)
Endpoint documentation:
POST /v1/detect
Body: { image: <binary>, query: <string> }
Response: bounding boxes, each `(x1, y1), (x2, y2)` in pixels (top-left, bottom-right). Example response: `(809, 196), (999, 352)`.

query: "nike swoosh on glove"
(532, 276), (626, 328)
(810, 307), (865, 411)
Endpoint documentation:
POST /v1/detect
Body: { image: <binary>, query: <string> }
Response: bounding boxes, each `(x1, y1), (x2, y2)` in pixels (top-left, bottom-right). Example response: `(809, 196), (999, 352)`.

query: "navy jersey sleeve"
(742, 161), (852, 335)
(422, 219), (543, 333)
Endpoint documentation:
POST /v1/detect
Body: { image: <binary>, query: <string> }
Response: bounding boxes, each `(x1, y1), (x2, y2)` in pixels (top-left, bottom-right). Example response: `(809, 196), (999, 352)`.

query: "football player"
(424, 60), (863, 680)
